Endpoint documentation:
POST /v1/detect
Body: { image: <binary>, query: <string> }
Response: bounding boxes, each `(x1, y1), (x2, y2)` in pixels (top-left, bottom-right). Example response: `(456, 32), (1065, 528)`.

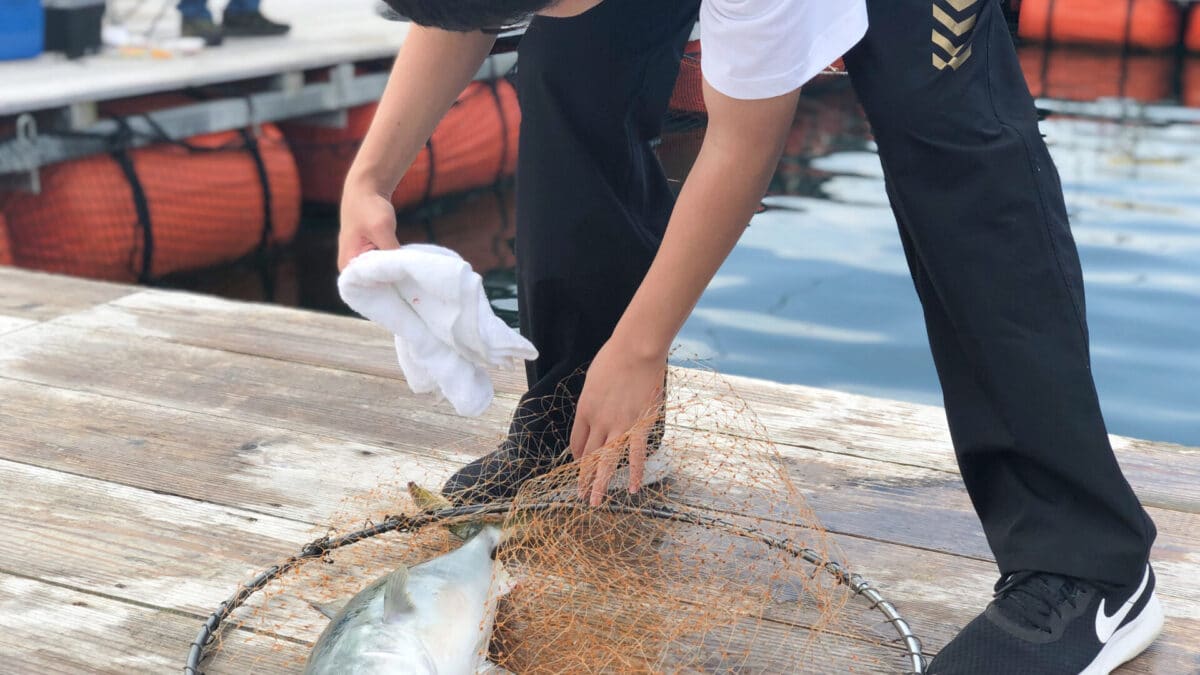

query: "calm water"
(170, 48), (1200, 447)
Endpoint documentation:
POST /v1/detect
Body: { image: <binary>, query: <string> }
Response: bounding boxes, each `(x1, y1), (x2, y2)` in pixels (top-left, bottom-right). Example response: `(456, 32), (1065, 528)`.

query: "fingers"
(589, 442), (619, 507)
(337, 195), (400, 271)
(576, 429), (605, 500)
(568, 416), (589, 463)
(628, 424), (647, 495)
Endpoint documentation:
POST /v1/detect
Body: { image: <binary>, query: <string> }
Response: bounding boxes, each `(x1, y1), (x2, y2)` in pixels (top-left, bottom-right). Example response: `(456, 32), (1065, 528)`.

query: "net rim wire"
(184, 500), (928, 674)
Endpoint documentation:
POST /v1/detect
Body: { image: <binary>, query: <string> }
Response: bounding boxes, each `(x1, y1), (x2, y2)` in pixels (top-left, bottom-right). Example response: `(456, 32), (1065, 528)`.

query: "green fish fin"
(408, 482), (481, 540)
(383, 567), (415, 620)
(407, 482), (453, 512)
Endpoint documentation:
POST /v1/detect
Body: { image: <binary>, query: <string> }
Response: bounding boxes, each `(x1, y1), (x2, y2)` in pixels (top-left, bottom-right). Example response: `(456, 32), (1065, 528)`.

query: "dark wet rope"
(239, 127), (277, 300)
(1116, 0), (1137, 99)
(184, 501), (927, 674)
(1045, 0), (1057, 47)
(109, 119), (155, 283)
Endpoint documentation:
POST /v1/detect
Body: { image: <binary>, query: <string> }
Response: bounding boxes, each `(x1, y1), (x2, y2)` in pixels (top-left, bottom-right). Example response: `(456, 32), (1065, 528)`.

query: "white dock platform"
(0, 0), (408, 116)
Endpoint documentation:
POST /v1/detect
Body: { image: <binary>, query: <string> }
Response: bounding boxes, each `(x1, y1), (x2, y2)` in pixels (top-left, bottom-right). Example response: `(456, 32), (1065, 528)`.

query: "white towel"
(337, 244), (538, 417)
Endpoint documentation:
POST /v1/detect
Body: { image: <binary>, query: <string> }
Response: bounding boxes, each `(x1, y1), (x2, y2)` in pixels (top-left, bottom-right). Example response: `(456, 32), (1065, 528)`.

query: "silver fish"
(304, 486), (513, 675)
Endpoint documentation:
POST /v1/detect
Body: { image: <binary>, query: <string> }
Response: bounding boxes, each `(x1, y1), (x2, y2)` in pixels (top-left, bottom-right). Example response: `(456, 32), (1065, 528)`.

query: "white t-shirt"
(700, 0), (868, 100)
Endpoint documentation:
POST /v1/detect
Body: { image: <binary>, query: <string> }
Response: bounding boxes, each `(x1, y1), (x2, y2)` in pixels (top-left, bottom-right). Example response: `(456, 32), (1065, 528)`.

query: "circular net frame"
(188, 368), (926, 674)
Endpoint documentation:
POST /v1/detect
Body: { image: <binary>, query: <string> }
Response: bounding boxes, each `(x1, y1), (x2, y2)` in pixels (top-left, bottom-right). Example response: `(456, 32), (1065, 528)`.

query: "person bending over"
(337, 1), (1162, 672)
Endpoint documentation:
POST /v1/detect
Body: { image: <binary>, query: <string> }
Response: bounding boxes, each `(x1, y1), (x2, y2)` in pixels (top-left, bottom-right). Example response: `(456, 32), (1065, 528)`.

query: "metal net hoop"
(185, 500), (927, 674)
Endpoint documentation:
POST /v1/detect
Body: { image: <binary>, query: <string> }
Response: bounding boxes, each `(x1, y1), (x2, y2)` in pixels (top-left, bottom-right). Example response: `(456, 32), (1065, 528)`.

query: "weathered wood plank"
(0, 378), (478, 526)
(3, 367), (1197, 613)
(0, 272), (1194, 671)
(0, 459), (909, 673)
(68, 287), (529, 395)
(0, 267), (134, 322)
(2, 451), (1193, 673)
(0, 316), (513, 450)
(0, 316), (35, 336)
(51, 288), (1200, 515)
(0, 460), (312, 614)
(0, 324), (1196, 608)
(0, 573), (300, 674)
(831, 536), (1200, 675)
(684, 373), (1200, 515)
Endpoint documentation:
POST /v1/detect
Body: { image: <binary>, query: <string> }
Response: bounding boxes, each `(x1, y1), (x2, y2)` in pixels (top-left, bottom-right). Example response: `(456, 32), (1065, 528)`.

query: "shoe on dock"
(222, 10), (291, 38)
(181, 17), (224, 47)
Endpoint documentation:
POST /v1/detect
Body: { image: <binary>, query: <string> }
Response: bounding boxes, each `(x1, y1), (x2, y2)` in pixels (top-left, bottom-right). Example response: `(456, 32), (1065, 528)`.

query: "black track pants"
(505, 0), (698, 458)
(510, 0), (1155, 585)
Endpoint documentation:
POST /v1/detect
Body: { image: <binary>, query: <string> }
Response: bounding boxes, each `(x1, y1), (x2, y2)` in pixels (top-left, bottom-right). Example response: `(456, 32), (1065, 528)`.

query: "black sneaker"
(221, 10), (291, 37)
(442, 430), (674, 506)
(442, 443), (572, 505)
(181, 17), (224, 47)
(928, 565), (1163, 674)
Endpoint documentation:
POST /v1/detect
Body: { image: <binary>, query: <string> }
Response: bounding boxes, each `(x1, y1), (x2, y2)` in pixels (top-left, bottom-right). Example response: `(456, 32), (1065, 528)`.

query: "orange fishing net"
(195, 367), (924, 674)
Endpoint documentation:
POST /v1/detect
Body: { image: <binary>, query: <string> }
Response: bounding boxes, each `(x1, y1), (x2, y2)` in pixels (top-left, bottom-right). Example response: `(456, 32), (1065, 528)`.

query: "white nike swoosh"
(1095, 565), (1151, 643)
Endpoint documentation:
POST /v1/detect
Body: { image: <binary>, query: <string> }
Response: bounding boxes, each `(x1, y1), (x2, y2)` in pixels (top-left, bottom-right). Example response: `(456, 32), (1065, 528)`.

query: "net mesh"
(0, 119), (301, 283)
(197, 367), (909, 674)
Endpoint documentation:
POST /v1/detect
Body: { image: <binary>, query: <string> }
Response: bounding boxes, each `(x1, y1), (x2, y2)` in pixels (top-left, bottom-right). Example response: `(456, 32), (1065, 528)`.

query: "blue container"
(0, 0), (46, 61)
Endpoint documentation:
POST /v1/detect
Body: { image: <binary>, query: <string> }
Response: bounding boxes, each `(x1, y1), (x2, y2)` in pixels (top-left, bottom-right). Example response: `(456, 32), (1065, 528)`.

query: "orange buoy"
(0, 211), (13, 266)
(1019, 45), (1173, 102)
(1186, 58), (1200, 108)
(281, 79), (520, 210)
(1187, 6), (1200, 52)
(1018, 0), (1182, 51)
(669, 40), (706, 116)
(5, 124), (300, 282)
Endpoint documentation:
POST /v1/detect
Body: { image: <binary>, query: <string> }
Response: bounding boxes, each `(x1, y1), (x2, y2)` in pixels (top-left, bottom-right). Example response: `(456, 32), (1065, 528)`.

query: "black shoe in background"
(221, 10), (291, 38)
(928, 565), (1162, 674)
(181, 17), (224, 47)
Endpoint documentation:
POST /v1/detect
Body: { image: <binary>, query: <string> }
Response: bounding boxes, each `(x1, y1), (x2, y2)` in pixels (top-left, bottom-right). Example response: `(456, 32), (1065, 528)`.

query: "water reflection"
(167, 48), (1200, 446)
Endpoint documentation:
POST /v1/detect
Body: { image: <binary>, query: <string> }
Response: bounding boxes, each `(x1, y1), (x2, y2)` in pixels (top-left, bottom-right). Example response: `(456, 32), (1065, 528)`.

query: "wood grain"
(0, 269), (1194, 673)
(0, 267), (133, 322)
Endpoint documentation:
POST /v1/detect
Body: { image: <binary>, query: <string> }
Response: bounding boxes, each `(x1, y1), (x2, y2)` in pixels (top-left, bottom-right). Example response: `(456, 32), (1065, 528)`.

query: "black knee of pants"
(507, 0), (699, 456)
(844, 0), (1155, 584)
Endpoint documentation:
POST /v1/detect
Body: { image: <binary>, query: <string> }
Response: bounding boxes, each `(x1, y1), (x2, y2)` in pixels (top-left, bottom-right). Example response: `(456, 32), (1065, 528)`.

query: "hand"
(571, 338), (667, 506)
(337, 186), (402, 271)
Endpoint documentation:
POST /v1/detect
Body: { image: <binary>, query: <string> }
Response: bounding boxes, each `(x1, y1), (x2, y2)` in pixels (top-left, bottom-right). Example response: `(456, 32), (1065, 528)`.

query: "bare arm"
(338, 26), (496, 270)
(574, 80), (802, 504)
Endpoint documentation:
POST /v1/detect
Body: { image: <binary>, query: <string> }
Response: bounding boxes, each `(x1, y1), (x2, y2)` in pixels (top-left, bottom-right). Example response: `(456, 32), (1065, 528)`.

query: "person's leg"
(443, 0), (700, 503)
(843, 0), (1159, 670)
(179, 0), (222, 46)
(223, 0), (261, 15)
(177, 0), (211, 20)
(222, 0), (289, 36)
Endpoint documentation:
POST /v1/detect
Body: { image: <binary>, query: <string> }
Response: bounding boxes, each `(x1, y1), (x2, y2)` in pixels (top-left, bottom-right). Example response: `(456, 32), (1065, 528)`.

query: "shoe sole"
(1078, 593), (1164, 675)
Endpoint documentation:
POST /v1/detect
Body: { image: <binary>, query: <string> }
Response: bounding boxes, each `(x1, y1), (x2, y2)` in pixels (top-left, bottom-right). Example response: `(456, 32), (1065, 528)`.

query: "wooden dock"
(0, 0), (407, 116)
(0, 266), (1196, 673)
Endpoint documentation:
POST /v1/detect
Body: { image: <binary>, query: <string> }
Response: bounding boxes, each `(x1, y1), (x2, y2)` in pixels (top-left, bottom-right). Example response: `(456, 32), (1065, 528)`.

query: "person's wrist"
(610, 321), (671, 363)
(344, 168), (393, 202)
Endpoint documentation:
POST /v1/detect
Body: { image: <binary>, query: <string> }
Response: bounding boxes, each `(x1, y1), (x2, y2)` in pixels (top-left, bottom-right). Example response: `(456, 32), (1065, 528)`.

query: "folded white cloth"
(338, 244), (538, 417)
